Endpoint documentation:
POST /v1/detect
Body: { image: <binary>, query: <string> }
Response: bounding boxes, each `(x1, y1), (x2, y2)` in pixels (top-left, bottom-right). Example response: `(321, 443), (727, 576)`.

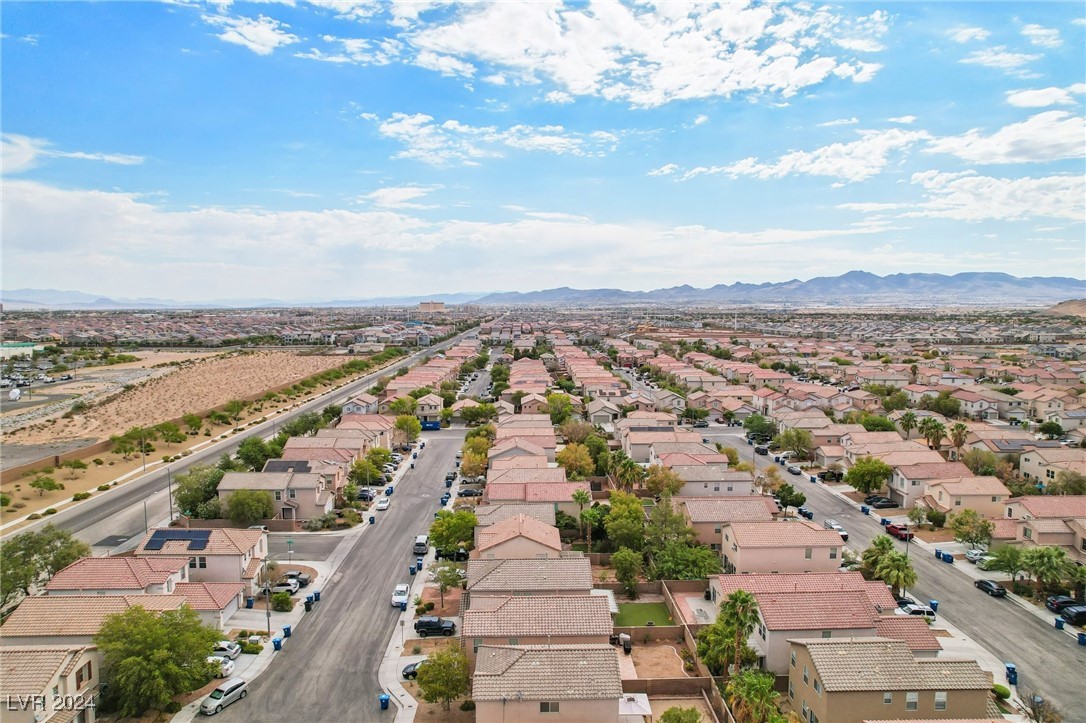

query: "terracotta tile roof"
(524, 482), (590, 503)
(875, 616), (942, 652)
(1027, 518), (1073, 534)
(488, 439), (546, 458)
(793, 637), (990, 692)
(477, 514), (561, 552)
(895, 462), (971, 479)
(46, 557), (188, 591)
(242, 557), (263, 580)
(135, 528), (263, 556)
(489, 456), (549, 470)
(714, 572), (895, 609)
(683, 497), (777, 523)
(466, 558), (592, 594)
(927, 476), (1009, 496)
(2, 595), (185, 637)
(757, 591), (876, 631)
(218, 472), (323, 491)
(1014, 495), (1086, 518)
(462, 595), (613, 638)
(725, 520), (843, 548)
(473, 644), (622, 702)
(0, 646), (95, 695)
(990, 518), (1018, 539)
(474, 504), (556, 528)
(487, 468), (568, 485)
(171, 583), (244, 611)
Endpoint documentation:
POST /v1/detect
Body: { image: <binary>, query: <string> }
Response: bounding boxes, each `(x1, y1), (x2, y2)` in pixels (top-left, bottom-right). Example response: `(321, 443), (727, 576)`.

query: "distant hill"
(474, 272), (1085, 306)
(0, 289), (489, 310)
(1041, 299), (1086, 318)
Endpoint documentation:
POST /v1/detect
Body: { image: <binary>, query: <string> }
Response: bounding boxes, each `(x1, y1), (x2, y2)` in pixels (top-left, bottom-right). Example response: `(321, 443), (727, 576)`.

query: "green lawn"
(615, 602), (674, 627)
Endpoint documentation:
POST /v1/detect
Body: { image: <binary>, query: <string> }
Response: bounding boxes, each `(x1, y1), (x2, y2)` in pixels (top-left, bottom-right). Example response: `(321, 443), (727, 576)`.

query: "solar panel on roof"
(145, 529), (211, 551)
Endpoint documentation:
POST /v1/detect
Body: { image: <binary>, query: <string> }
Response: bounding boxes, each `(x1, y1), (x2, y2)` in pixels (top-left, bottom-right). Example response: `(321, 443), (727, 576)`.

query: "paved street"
(704, 426), (1086, 719)
(214, 427), (465, 723)
(268, 533), (344, 563)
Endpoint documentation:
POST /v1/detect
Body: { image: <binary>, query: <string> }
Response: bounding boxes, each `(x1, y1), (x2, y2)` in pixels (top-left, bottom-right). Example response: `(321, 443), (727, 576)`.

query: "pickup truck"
(884, 523), (914, 541)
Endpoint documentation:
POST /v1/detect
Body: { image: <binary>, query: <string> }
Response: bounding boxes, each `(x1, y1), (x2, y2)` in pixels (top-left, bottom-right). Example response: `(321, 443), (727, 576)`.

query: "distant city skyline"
(2, 2), (1084, 299)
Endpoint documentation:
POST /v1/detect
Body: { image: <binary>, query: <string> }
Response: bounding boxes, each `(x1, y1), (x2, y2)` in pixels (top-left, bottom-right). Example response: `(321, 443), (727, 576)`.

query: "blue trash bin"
(1005, 663), (1017, 685)
(880, 518), (891, 526)
(283, 625), (292, 638)
(245, 597), (254, 609)
(409, 565), (416, 576)
(413, 452), (418, 459)
(445, 479), (453, 488)
(400, 600), (407, 612)
(934, 548), (942, 558)
(386, 486), (394, 496)
(942, 552), (954, 564)
(379, 694), (390, 710)
(416, 557), (424, 570)
(369, 515), (376, 525)
(1055, 618), (1065, 630)
(272, 637), (282, 651)
(1078, 632), (1086, 646)
(860, 505), (870, 515)
(314, 590), (321, 602)
(929, 600), (939, 613)
(306, 595), (314, 605)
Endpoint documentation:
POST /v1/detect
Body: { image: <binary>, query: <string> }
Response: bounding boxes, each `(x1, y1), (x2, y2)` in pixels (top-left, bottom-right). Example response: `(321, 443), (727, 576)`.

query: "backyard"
(615, 602), (674, 627)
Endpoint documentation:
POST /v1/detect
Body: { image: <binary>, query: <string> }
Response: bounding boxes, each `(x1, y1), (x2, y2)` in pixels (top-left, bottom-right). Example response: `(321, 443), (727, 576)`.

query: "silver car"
(200, 677), (247, 715)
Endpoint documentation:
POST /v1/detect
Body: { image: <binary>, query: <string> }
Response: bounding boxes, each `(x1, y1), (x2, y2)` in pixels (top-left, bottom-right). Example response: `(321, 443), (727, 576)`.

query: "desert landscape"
(4, 351), (349, 445)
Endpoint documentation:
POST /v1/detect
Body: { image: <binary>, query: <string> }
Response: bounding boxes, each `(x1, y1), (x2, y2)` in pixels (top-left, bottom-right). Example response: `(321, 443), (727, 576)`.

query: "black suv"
(283, 570), (312, 588)
(692, 420), (709, 428)
(414, 616), (456, 637)
(435, 547), (469, 561)
(754, 445), (769, 456)
(1046, 595), (1085, 612)
(357, 488), (375, 501)
(818, 470), (843, 482)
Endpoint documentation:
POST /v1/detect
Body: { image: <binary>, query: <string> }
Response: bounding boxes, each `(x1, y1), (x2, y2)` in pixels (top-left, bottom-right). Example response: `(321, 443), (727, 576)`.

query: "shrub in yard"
(13, 502), (26, 509)
(415, 605), (427, 615)
(73, 492), (92, 501)
(459, 701), (475, 712)
(240, 642), (263, 654)
(98, 484), (111, 491)
(424, 602), (435, 611)
(412, 645), (422, 655)
(43, 508), (57, 515)
(992, 684), (1010, 700)
(163, 701), (183, 714)
(271, 592), (294, 612)
(93, 458), (104, 466)
(27, 513), (41, 520)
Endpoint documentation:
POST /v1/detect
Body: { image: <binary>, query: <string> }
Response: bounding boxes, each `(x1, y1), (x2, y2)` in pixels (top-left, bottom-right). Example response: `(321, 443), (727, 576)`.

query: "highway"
(702, 425), (1086, 719)
(2, 330), (477, 547)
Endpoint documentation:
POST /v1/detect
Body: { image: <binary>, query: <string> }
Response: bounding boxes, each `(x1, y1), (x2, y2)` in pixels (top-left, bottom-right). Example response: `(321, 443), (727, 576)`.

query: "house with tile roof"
(461, 596), (613, 664)
(473, 503), (556, 531)
(669, 466), (756, 497)
(787, 637), (993, 723)
(217, 471), (334, 522)
(0, 646), (100, 723)
(1002, 495), (1086, 564)
(488, 438), (549, 464)
(486, 467), (568, 486)
(483, 480), (590, 516)
(889, 462), (972, 509)
(1019, 446), (1086, 483)
(680, 497), (779, 548)
(171, 582), (245, 629)
(465, 558), (592, 608)
(46, 557), (190, 595)
(473, 644), (623, 723)
(475, 514), (563, 560)
(922, 476), (1010, 519)
(342, 393), (379, 415)
(721, 521), (844, 574)
(0, 595), (186, 647)
(874, 617), (942, 658)
(134, 528), (267, 596)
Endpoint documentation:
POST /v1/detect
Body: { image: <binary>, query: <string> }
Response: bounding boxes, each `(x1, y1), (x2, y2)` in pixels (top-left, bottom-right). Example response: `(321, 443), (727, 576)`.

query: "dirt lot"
(419, 583), (462, 618)
(632, 641), (697, 678)
(401, 681), (474, 722)
(650, 697), (715, 722)
(913, 527), (957, 543)
(401, 637), (459, 657)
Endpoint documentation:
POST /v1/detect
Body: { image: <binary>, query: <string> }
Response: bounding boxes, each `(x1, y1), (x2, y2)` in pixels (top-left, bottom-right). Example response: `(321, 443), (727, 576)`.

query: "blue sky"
(2, 1), (1084, 301)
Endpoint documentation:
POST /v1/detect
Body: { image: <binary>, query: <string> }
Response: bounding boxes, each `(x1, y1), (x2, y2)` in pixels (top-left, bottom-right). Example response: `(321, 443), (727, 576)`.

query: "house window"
(1024, 528), (1032, 539)
(935, 691), (947, 711)
(801, 701), (809, 718)
(883, 692), (892, 704)
(274, 491), (282, 501)
(472, 638), (482, 653)
(906, 692), (918, 711)
(726, 484), (733, 491)
(821, 631), (831, 639)
(758, 624), (766, 640)
(189, 556), (206, 569)
(955, 499), (962, 506)
(790, 651), (796, 668)
(803, 666), (809, 685)
(808, 712), (819, 723)
(829, 548), (838, 560)
(938, 491), (943, 501)
(75, 661), (92, 689)
(714, 525), (722, 534)
(539, 702), (560, 713)
(288, 489), (297, 499)
(813, 679), (821, 696)
(508, 638), (518, 645)
(992, 496), (999, 502)
(788, 682), (795, 699)
(804, 547), (813, 559)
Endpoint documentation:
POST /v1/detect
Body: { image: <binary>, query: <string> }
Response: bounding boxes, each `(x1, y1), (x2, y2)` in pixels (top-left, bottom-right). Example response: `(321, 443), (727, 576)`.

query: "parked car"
(896, 597), (915, 608)
(414, 616), (456, 637)
(754, 445), (769, 456)
(456, 488), (483, 497)
(823, 519), (848, 541)
(391, 583), (411, 607)
(864, 494), (889, 505)
(692, 420), (709, 428)
(58, 374), (73, 381)
(266, 579), (299, 595)
(895, 604), (936, 619)
(1045, 595), (1086, 612)
(213, 641), (242, 660)
(435, 547), (469, 562)
(786, 465), (802, 475)
(358, 488), (375, 501)
(975, 580), (1007, 597)
(817, 470), (843, 481)
(884, 523), (914, 541)
(1060, 605), (1086, 625)
(200, 678), (247, 715)
(283, 570), (311, 587)
(401, 661), (426, 680)
(375, 497), (391, 511)
(445, 471), (457, 482)
(976, 556), (999, 571)
(455, 450), (464, 458)
(796, 506), (813, 520)
(869, 498), (897, 510)
(207, 656), (235, 678)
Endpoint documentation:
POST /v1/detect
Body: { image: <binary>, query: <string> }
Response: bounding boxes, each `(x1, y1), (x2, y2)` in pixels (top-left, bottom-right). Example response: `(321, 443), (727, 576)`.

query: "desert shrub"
(42, 508), (57, 515)
(93, 458), (104, 466)
(98, 484), (111, 491)
(13, 502), (26, 509)
(992, 684), (1010, 700)
(271, 592), (294, 612)
(27, 513), (42, 520)
(240, 642), (263, 654)
(459, 701), (475, 712)
(424, 602), (435, 611)
(73, 492), (92, 501)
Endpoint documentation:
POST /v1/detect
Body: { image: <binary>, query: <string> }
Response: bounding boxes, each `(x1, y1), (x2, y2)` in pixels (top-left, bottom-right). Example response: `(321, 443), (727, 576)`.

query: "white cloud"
(1021, 23), (1062, 48)
(960, 46), (1041, 76)
(2, 134), (144, 174)
(483, 73), (506, 85)
(303, 0), (380, 21)
(544, 90), (574, 104)
(693, 115), (709, 126)
(368, 112), (619, 166)
(202, 13), (299, 55)
(361, 184), (441, 209)
(949, 27), (990, 43)
(926, 111), (1085, 164)
(887, 115), (917, 124)
(414, 49), (475, 77)
(818, 117), (859, 127)
(1005, 84), (1085, 107)
(684, 128), (930, 183)
(647, 163), (679, 177)
(295, 35), (401, 65)
(905, 171), (1084, 221)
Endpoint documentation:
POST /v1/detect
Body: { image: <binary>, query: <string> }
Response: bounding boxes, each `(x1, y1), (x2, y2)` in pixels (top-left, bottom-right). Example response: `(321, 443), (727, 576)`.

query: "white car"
(375, 497), (391, 511)
(964, 548), (989, 563)
(212, 641), (242, 660)
(208, 656), (235, 678)
(391, 583), (411, 607)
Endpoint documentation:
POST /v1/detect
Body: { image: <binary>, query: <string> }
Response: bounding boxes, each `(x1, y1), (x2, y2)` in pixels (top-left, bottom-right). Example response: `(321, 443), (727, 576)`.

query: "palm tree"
(875, 551), (917, 598)
(862, 535), (897, 574)
(726, 669), (778, 723)
(719, 590), (760, 677)
(898, 410), (918, 440)
(1065, 562), (1086, 600)
(918, 417), (946, 452)
(695, 618), (733, 676)
(1022, 546), (1070, 597)
(949, 422), (969, 461)
(571, 488), (591, 542)
(909, 363), (919, 384)
(618, 458), (644, 492)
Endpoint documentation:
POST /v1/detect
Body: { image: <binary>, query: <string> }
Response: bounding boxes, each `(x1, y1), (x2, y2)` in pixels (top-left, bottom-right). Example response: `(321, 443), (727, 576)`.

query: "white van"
(201, 677), (247, 715)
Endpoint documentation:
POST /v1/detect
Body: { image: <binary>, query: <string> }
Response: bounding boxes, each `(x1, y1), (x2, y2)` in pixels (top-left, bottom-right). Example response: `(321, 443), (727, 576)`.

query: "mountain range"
(2, 272), (1083, 310)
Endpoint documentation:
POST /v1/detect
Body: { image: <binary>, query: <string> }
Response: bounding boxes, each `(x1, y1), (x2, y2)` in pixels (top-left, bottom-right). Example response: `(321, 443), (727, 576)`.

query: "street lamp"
(263, 557), (272, 640)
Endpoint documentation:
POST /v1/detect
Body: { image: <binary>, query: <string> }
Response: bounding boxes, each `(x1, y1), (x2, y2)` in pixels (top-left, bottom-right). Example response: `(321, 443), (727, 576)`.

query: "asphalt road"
(704, 426), (1086, 719)
(214, 427), (465, 723)
(268, 533), (344, 563)
(1, 331), (476, 546)
(463, 367), (491, 399)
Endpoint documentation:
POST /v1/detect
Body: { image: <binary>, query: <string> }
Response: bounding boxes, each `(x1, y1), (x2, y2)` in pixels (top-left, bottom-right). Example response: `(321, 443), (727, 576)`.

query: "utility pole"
(139, 427), (147, 472)
(167, 467), (174, 523)
(263, 557), (272, 641)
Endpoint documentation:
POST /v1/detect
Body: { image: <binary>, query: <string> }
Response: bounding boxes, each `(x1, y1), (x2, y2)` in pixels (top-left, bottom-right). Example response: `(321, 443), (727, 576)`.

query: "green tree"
(875, 551), (917, 598)
(949, 508), (994, 549)
(948, 422), (970, 460)
(460, 451), (487, 479)
(349, 458), (382, 487)
(1050, 470), (1086, 496)
(366, 447), (393, 469)
(61, 459), (88, 479)
(718, 590), (761, 677)
(918, 417), (947, 450)
(463, 436), (491, 457)
(110, 435), (137, 460)
(882, 391), (910, 412)
(182, 413), (203, 434)
(726, 668), (780, 723)
(321, 403), (342, 424)
(859, 414), (897, 432)
(545, 392), (573, 425)
(429, 509), (478, 551)
(439, 407), (453, 425)
(559, 419), (593, 444)
(29, 475), (62, 497)
(771, 428), (813, 460)
(389, 396), (417, 416)
(960, 448), (1000, 476)
(844, 457), (893, 495)
(1038, 421), (1065, 439)
(650, 541), (721, 580)
(571, 488), (591, 541)
(604, 491), (646, 551)
(612, 546), (643, 598)
(1022, 545), (1070, 597)
(95, 604), (221, 717)
(395, 414), (422, 442)
(224, 399), (247, 423)
(907, 504), (927, 527)
(991, 544), (1024, 581)
(861, 535), (896, 573)
(644, 495), (697, 553)
(237, 437), (277, 472)
(774, 483), (806, 515)
(742, 415), (777, 439)
(464, 423), (496, 444)
(0, 524), (91, 608)
(642, 465), (682, 497)
(415, 644), (471, 711)
(660, 706), (702, 723)
(174, 465), (225, 516)
(431, 561), (464, 607)
(156, 422), (187, 447)
(556, 443), (595, 479)
(224, 489), (275, 526)
(898, 410), (918, 439)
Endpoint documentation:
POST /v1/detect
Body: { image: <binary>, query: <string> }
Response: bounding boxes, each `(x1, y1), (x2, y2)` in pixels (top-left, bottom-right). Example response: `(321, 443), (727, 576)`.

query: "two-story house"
(217, 472), (333, 522)
(721, 521), (843, 574)
(474, 514), (563, 560)
(680, 497), (778, 549)
(0, 646), (101, 723)
(342, 393), (379, 415)
(134, 528), (267, 596)
(461, 596), (613, 665)
(46, 557), (189, 595)
(464, 558), (593, 610)
(922, 476), (1010, 519)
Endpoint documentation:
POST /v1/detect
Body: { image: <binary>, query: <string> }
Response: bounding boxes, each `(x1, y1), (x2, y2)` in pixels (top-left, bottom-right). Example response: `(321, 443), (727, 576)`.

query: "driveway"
(213, 429), (465, 723)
